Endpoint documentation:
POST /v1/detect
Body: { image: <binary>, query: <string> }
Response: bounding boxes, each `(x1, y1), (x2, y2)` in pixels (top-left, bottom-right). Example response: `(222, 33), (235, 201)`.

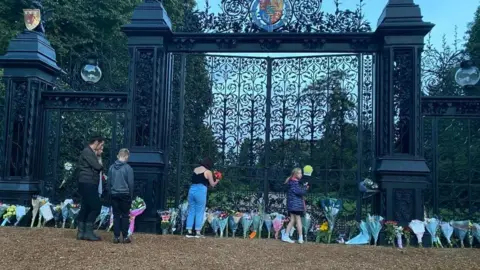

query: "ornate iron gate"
(37, 58), (129, 202)
(169, 53), (375, 217)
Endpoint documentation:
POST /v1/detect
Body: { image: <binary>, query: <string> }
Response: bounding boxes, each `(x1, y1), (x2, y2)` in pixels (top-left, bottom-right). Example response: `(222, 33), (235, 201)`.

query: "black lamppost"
(455, 60), (480, 87)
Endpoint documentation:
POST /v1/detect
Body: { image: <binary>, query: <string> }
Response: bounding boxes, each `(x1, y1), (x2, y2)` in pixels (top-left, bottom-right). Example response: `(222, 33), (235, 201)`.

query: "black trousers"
(111, 194), (131, 238)
(77, 183), (101, 224)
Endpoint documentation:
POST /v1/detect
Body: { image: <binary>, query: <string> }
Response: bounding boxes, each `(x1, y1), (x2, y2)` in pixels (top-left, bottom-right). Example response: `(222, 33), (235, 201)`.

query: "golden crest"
(23, 9), (41, 31)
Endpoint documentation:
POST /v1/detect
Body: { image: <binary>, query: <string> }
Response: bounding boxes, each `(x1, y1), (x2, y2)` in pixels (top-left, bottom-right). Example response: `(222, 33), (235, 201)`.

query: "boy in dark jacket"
(106, 148), (134, 243)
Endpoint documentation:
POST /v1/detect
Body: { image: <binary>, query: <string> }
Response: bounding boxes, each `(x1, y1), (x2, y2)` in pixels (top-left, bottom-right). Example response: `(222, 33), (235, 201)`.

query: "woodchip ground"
(0, 227), (478, 270)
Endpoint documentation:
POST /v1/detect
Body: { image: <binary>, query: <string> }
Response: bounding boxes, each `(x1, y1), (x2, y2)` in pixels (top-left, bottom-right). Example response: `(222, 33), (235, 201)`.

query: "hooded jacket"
(286, 179), (307, 212)
(107, 160), (134, 198)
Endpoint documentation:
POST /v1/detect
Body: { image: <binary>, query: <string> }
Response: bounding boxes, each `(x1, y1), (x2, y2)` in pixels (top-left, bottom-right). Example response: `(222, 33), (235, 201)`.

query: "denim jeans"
(186, 184), (207, 231)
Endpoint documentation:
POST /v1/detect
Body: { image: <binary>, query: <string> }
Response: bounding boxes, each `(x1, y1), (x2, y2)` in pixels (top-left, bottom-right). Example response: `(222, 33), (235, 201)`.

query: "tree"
(466, 5), (480, 65)
(0, 0), (216, 202)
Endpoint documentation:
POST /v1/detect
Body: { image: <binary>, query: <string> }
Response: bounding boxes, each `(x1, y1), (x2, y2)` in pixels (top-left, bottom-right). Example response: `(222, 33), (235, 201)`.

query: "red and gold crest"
(23, 9), (41, 31)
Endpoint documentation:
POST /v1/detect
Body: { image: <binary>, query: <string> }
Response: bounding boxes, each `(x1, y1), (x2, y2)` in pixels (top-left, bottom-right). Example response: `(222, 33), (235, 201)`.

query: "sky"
(195, 0), (479, 57)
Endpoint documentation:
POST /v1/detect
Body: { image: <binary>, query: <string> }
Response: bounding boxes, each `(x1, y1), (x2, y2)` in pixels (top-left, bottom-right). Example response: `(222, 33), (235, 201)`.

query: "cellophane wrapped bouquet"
(158, 210), (171, 235)
(1, 205), (16, 226)
(129, 197), (146, 236)
(228, 212), (243, 237)
(217, 211), (228, 237)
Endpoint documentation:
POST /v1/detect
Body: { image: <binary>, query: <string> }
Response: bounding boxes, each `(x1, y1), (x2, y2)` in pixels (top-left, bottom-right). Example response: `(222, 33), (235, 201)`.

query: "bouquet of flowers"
(451, 220), (470, 248)
(467, 222), (474, 248)
(395, 225), (404, 248)
(217, 211), (229, 237)
(272, 213), (285, 239)
(158, 210), (171, 235)
(316, 221), (329, 243)
(241, 213), (253, 239)
(201, 209), (208, 235)
(346, 220), (359, 240)
(208, 211), (220, 236)
(321, 198), (342, 244)
(384, 221), (398, 248)
(403, 226), (412, 247)
(409, 219), (425, 247)
(1, 205), (16, 226)
(0, 203), (8, 218)
(263, 214), (273, 239)
(366, 214), (383, 246)
(59, 161), (74, 188)
(179, 201), (189, 235)
(61, 199), (74, 228)
(68, 203), (81, 229)
(424, 218), (443, 248)
(107, 208), (114, 231)
(228, 212), (242, 237)
(129, 197), (146, 236)
(472, 223), (480, 245)
(95, 206), (110, 230)
(30, 196), (41, 227)
(440, 221), (454, 247)
(301, 213), (312, 242)
(14, 205), (30, 226)
(250, 212), (262, 239)
(213, 170), (223, 181)
(358, 178), (378, 192)
(169, 208), (179, 234)
(52, 204), (62, 228)
(346, 221), (371, 245)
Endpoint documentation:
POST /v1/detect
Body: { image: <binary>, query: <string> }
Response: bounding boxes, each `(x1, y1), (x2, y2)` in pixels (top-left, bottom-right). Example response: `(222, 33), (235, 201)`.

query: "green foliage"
(466, 5), (480, 65)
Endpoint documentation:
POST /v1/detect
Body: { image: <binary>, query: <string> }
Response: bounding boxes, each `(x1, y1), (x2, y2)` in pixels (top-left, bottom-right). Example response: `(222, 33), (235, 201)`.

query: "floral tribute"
(384, 221), (398, 248)
(158, 210), (171, 235)
(128, 197), (146, 236)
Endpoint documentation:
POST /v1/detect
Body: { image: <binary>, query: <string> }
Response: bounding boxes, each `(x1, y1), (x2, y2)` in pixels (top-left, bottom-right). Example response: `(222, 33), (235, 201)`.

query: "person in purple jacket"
(282, 167), (309, 244)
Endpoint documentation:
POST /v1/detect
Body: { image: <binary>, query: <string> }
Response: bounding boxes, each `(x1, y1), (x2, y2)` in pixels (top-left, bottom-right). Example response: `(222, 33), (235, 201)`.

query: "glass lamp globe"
(80, 60), (102, 84)
(455, 60), (480, 87)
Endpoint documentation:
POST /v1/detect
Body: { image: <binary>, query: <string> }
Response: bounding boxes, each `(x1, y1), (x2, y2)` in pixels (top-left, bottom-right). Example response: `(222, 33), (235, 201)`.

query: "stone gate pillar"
(374, 0), (434, 224)
(122, 0), (173, 233)
(0, 28), (60, 204)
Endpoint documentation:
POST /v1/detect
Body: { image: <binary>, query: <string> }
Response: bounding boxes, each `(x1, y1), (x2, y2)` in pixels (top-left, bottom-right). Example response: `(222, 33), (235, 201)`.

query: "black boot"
(84, 222), (101, 241)
(76, 222), (85, 240)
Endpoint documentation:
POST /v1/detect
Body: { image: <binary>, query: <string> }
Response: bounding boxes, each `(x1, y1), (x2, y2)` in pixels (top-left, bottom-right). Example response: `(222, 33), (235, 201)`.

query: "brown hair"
(284, 167), (302, 184)
(199, 157), (213, 170)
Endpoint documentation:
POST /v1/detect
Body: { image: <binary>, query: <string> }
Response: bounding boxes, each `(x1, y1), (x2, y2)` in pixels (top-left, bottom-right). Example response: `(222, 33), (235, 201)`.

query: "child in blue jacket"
(282, 167), (309, 244)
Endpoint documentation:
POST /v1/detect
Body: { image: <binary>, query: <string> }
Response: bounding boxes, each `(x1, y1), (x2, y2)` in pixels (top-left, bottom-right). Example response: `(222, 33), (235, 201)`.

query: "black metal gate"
(37, 58), (129, 202)
(168, 53), (375, 217)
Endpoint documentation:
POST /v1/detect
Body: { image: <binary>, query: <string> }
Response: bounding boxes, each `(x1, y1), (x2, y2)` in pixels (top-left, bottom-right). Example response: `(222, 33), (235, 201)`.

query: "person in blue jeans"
(185, 157), (219, 238)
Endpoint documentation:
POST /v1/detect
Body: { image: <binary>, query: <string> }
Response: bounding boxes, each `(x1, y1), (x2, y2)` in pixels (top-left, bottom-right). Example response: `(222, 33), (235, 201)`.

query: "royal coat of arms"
(250, 0), (293, 32)
(23, 9), (41, 31)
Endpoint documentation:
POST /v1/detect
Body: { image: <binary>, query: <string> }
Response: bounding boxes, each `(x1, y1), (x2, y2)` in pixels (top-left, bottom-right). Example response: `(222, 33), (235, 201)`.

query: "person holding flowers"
(76, 136), (104, 241)
(282, 168), (309, 244)
(186, 157), (220, 238)
(106, 148), (134, 244)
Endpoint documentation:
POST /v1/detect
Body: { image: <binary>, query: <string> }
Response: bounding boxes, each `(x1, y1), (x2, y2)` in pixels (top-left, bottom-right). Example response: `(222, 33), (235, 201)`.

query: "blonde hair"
(284, 167), (302, 184)
(117, 148), (130, 159)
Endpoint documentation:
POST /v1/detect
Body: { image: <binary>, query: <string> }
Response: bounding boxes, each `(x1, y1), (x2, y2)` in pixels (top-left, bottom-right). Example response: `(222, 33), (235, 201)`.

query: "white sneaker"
(195, 234), (206, 239)
(298, 239), (304, 244)
(282, 235), (295, 243)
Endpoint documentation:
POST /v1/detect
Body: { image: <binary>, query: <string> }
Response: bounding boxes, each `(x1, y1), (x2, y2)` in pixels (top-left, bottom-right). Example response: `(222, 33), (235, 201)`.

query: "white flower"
(64, 162), (73, 171)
